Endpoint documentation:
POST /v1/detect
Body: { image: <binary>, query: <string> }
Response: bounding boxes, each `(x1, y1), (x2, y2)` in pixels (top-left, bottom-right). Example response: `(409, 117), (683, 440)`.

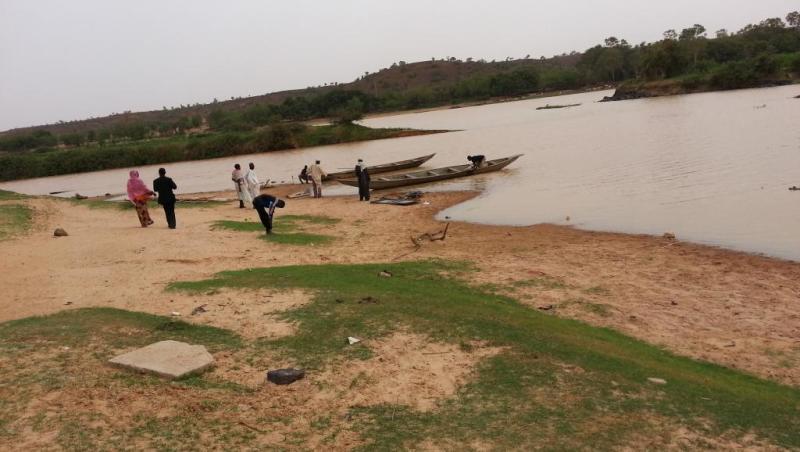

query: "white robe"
(232, 169), (252, 205)
(245, 169), (260, 199)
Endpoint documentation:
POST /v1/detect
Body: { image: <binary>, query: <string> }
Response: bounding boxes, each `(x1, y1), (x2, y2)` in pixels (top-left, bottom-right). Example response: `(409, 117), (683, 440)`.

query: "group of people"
(299, 158), (370, 201)
(125, 157), (376, 232)
(126, 168), (178, 229)
(298, 160), (328, 198)
(231, 162), (262, 208)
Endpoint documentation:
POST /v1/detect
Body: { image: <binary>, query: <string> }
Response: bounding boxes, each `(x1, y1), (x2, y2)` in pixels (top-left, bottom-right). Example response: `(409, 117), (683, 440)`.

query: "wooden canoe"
(337, 154), (523, 190)
(322, 153), (436, 181)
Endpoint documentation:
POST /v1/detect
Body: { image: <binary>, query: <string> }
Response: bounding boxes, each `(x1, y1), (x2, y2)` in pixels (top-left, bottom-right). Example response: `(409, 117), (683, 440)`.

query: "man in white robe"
(231, 163), (252, 208)
(245, 162), (261, 199)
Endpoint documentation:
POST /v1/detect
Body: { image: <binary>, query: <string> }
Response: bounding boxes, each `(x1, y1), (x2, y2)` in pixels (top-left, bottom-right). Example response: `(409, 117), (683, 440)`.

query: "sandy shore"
(1, 185), (798, 387)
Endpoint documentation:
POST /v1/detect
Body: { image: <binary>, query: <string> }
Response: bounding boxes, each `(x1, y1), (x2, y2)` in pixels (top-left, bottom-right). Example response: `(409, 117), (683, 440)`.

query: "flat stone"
(109, 340), (214, 379)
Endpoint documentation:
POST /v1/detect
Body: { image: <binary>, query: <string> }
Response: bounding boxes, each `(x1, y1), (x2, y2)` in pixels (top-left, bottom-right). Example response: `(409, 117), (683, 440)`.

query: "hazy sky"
(1, 0), (797, 131)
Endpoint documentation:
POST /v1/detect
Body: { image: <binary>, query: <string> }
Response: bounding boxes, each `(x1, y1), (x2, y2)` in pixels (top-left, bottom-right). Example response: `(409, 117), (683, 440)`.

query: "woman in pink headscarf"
(127, 170), (155, 227)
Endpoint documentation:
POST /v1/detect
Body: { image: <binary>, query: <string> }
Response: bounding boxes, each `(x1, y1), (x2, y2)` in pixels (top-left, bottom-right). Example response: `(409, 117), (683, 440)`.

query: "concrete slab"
(109, 340), (214, 379)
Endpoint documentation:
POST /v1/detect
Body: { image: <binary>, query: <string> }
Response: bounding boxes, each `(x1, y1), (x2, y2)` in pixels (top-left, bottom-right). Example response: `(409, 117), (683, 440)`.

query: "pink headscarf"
(127, 170), (151, 201)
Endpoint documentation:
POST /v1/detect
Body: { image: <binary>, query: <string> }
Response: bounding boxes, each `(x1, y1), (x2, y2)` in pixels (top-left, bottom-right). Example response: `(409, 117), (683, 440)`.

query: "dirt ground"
(1, 185), (799, 389)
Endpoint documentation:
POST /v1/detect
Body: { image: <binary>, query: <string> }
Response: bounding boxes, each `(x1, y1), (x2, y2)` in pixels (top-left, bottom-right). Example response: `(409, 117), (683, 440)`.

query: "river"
(2, 86), (799, 260)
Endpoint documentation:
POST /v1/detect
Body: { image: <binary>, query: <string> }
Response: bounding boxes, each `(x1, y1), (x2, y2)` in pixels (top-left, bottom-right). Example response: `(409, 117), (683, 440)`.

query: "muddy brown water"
(2, 86), (799, 260)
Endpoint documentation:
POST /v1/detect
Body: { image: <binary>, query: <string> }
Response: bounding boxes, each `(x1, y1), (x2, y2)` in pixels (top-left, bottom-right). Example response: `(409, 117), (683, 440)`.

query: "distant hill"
(0, 54), (582, 137)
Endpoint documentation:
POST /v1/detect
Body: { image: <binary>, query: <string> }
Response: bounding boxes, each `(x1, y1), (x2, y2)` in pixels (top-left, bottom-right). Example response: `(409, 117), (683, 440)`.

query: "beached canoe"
(337, 154), (523, 190)
(323, 153), (436, 181)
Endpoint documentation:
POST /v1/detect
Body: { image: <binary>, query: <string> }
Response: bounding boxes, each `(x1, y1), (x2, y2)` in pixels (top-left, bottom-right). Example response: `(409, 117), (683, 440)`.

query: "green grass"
(211, 214), (338, 246)
(0, 189), (28, 200)
(0, 308), (242, 353)
(0, 204), (33, 240)
(169, 260), (800, 449)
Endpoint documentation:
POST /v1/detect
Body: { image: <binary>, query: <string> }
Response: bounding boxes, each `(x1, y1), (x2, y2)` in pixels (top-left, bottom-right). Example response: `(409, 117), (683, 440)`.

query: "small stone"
(54, 228), (69, 237)
(378, 270), (393, 278)
(190, 305), (207, 316)
(347, 337), (361, 345)
(171, 311), (181, 317)
(266, 368), (305, 385)
(670, 300), (678, 306)
(109, 340), (214, 379)
(64, 301), (73, 305)
(647, 377), (667, 385)
(538, 305), (554, 311)
(662, 232), (676, 240)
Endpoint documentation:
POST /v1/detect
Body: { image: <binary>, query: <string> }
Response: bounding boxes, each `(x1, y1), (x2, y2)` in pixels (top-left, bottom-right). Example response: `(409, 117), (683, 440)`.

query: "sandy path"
(1, 187), (799, 386)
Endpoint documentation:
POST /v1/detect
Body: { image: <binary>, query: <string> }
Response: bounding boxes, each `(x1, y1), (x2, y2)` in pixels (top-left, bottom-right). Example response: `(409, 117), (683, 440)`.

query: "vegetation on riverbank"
(0, 204), (33, 240)
(0, 124), (442, 182)
(598, 16), (800, 100)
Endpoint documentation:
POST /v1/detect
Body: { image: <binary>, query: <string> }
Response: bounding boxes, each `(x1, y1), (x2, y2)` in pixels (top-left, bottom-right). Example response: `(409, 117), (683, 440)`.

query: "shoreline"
(77, 184), (800, 265)
(2, 188), (799, 388)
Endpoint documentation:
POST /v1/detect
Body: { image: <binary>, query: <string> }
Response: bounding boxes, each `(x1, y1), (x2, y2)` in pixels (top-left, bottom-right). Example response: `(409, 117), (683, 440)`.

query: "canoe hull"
(338, 155), (523, 190)
(323, 153), (436, 181)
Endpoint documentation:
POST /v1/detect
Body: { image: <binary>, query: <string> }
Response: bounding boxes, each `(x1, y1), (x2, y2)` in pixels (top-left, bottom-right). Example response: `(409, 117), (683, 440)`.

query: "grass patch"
(0, 204), (33, 240)
(169, 260), (800, 449)
(0, 307), (242, 353)
(0, 189), (28, 200)
(211, 214), (337, 246)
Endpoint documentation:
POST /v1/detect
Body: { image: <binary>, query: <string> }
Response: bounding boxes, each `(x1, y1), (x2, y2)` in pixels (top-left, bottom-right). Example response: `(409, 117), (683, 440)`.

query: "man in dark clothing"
(298, 165), (310, 184)
(355, 159), (370, 201)
(252, 194), (285, 234)
(467, 155), (486, 169)
(153, 167), (177, 229)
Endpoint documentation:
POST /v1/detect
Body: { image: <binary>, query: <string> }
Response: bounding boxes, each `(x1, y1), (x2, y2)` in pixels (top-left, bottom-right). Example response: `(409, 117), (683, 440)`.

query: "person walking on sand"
(126, 170), (155, 227)
(245, 162), (261, 200)
(309, 160), (327, 198)
(252, 194), (285, 234)
(355, 158), (371, 201)
(231, 163), (251, 208)
(153, 168), (177, 229)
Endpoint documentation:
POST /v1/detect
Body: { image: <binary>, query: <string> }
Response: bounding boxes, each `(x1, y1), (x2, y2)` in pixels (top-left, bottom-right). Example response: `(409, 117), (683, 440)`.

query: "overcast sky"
(1, 0), (797, 131)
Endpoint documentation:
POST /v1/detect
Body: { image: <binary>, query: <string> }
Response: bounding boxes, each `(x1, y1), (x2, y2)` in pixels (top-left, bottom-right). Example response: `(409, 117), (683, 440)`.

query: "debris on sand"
(789, 186), (799, 191)
(266, 368), (305, 385)
(190, 305), (208, 316)
(54, 228), (69, 237)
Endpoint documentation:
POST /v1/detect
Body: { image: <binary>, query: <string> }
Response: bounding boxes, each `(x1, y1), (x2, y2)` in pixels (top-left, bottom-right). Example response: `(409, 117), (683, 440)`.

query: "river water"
(2, 86), (799, 260)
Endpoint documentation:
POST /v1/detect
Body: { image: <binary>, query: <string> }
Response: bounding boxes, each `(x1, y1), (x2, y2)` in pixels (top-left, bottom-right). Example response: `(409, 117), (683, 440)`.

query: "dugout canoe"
(322, 153), (436, 181)
(337, 154), (523, 190)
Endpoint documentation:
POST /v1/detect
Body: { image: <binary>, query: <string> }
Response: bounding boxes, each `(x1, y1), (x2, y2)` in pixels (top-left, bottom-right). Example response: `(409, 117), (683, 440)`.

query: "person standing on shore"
(153, 168), (177, 229)
(126, 170), (155, 227)
(355, 159), (370, 201)
(231, 164), (251, 208)
(309, 160), (327, 198)
(252, 194), (285, 234)
(245, 162), (261, 200)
